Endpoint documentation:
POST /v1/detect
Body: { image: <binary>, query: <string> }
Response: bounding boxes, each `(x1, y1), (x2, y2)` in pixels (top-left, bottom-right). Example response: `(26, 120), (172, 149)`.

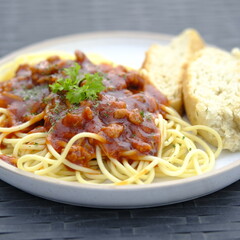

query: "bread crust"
(183, 47), (240, 151)
(142, 29), (204, 114)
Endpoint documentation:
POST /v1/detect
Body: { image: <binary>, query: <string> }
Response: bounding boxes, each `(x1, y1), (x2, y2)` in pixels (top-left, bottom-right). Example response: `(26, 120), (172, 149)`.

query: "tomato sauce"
(0, 51), (168, 167)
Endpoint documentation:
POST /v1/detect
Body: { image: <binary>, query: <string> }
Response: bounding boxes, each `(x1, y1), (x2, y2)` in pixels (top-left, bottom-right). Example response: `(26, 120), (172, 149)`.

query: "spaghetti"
(0, 51), (222, 185)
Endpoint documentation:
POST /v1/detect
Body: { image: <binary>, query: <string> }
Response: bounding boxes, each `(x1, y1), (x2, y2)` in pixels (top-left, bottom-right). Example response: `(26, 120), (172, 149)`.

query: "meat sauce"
(0, 51), (168, 167)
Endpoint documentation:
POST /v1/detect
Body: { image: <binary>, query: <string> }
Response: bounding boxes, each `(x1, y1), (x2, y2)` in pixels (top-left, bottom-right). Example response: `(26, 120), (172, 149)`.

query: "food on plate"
(0, 48), (222, 185)
(183, 47), (240, 151)
(141, 29), (204, 114)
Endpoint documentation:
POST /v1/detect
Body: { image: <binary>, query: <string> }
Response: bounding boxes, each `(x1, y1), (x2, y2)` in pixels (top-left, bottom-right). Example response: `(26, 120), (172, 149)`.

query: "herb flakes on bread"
(183, 47), (240, 152)
(141, 29), (205, 114)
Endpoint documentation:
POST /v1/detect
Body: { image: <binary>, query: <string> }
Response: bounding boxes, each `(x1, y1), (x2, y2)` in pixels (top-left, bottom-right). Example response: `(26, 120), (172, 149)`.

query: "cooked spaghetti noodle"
(0, 51), (222, 185)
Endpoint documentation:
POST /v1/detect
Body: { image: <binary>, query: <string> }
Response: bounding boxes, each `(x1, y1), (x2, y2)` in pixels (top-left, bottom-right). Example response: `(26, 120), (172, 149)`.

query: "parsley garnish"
(145, 113), (152, 121)
(43, 96), (52, 104)
(140, 110), (144, 118)
(14, 85), (48, 101)
(50, 63), (105, 104)
(92, 101), (100, 108)
(103, 112), (109, 118)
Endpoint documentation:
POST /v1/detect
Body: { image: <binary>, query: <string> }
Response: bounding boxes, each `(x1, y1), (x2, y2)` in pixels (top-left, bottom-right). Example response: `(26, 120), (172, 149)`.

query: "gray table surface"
(0, 1), (240, 239)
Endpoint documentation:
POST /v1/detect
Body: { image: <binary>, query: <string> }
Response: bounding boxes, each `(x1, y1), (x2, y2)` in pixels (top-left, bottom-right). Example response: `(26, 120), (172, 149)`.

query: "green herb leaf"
(140, 110), (144, 118)
(145, 113), (152, 121)
(50, 82), (64, 93)
(64, 63), (81, 82)
(103, 112), (109, 118)
(49, 63), (105, 104)
(50, 63), (83, 93)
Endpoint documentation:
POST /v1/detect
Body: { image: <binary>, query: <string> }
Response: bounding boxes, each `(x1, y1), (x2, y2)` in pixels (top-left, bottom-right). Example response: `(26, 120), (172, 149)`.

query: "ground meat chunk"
(130, 139), (152, 153)
(67, 145), (93, 166)
(114, 109), (129, 119)
(128, 109), (143, 125)
(102, 123), (124, 138)
(126, 72), (144, 91)
(83, 107), (93, 120)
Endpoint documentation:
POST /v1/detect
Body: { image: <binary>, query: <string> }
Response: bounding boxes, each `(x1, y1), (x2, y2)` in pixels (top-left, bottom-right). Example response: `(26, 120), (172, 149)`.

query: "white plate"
(0, 31), (239, 208)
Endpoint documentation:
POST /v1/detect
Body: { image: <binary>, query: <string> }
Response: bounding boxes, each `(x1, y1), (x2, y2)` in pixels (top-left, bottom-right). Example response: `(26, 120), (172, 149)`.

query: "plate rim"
(0, 30), (239, 196)
(0, 155), (240, 191)
(0, 30), (173, 65)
